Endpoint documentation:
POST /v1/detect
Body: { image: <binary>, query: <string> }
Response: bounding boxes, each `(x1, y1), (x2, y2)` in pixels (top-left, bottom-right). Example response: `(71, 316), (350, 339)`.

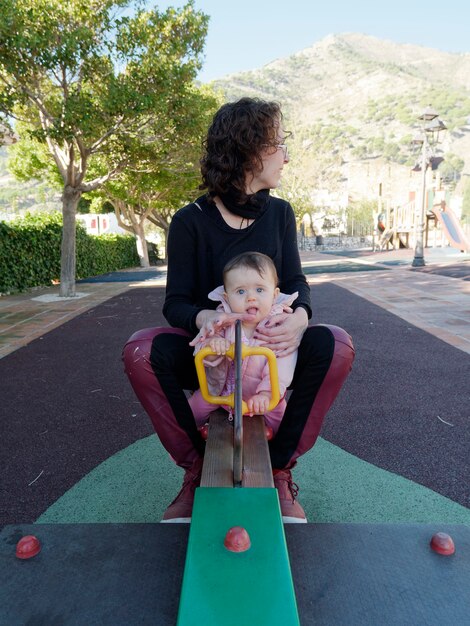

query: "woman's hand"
(254, 308), (308, 356)
(189, 310), (256, 347)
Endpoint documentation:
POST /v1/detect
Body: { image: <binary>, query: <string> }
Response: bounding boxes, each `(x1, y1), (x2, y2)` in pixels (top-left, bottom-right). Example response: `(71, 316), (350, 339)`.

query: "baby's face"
(224, 267), (279, 325)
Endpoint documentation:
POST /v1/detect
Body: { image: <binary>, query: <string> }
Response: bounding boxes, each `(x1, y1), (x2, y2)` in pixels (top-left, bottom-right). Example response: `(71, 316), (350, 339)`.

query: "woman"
(122, 97), (355, 524)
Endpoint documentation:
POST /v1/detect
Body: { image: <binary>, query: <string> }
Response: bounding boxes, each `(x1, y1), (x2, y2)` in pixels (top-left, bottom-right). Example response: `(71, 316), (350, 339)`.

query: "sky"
(153, 0), (470, 82)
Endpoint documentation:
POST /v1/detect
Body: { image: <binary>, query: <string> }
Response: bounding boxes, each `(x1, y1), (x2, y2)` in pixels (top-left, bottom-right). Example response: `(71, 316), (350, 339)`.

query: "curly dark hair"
(200, 97), (283, 204)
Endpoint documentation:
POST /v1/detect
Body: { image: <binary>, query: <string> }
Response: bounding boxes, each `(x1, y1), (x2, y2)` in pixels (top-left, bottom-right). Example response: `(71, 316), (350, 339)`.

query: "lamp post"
(411, 107), (446, 267)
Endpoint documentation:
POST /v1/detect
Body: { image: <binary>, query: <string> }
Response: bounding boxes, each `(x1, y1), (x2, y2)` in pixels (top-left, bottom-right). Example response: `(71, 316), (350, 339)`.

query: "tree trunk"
(163, 226), (169, 261)
(135, 223), (150, 268)
(60, 186), (81, 297)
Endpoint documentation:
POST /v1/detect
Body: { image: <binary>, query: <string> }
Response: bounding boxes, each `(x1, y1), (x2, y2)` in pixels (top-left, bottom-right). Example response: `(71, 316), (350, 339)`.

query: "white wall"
(77, 212), (127, 235)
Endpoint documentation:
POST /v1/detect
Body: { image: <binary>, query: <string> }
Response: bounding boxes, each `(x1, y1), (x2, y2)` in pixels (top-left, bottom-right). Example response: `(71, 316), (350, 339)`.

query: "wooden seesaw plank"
(200, 409), (233, 487)
(242, 415), (274, 488)
(200, 410), (274, 488)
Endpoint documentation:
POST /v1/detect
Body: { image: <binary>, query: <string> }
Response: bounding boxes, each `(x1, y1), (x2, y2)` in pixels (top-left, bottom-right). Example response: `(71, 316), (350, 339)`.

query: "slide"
(432, 205), (470, 252)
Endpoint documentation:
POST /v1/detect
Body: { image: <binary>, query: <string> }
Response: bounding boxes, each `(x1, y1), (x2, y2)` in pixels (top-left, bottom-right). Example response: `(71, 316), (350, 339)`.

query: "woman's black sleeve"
(280, 204), (312, 319)
(162, 213), (204, 334)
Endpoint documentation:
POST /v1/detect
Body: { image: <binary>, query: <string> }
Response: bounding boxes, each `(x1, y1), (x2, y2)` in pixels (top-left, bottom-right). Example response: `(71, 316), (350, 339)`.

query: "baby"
(189, 251), (298, 434)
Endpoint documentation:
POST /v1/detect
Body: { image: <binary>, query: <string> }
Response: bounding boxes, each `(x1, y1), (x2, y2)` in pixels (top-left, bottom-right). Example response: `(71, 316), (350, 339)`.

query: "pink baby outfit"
(189, 286), (298, 434)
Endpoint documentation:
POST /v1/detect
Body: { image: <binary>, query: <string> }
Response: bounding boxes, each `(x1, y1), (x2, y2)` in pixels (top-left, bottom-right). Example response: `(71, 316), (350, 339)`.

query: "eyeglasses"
(275, 143), (288, 158)
(263, 143), (288, 158)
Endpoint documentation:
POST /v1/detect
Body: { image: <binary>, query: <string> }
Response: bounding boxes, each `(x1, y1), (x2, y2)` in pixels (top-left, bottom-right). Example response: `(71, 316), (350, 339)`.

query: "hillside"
(2, 33), (470, 221)
(211, 33), (470, 205)
(214, 33), (470, 130)
(0, 147), (61, 217)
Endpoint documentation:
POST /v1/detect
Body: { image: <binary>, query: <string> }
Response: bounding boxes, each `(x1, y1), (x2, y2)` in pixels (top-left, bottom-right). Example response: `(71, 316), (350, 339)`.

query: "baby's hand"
(246, 392), (271, 416)
(208, 337), (231, 355)
(189, 311), (256, 347)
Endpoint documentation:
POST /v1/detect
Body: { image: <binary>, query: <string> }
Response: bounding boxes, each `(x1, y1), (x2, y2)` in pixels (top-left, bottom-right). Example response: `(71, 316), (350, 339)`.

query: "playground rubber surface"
(78, 269), (164, 282)
(1, 282), (469, 527)
(302, 262), (388, 273)
(412, 262), (470, 281)
(2, 522), (469, 625)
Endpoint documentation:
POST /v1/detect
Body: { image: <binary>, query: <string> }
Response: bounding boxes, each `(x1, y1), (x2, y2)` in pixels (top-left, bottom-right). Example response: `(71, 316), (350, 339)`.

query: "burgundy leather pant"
(122, 325), (355, 470)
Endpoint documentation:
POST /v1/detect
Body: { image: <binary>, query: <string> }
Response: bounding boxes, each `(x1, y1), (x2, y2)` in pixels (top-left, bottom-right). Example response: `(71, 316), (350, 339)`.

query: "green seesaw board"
(177, 487), (300, 626)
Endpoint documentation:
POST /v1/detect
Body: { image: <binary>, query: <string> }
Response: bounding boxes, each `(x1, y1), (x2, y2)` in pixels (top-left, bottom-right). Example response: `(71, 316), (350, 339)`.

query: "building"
(76, 212), (127, 236)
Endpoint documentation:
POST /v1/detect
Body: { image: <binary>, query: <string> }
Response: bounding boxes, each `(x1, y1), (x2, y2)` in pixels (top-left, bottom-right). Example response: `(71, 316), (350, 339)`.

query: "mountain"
(213, 33), (470, 129)
(211, 33), (470, 206)
(2, 34), (470, 220)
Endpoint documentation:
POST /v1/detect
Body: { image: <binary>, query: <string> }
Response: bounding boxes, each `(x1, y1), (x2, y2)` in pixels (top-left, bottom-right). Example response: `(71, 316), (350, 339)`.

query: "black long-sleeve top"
(163, 193), (312, 335)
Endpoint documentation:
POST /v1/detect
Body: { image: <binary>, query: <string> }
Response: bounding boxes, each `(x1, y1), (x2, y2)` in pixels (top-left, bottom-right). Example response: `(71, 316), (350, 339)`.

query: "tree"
(438, 153), (464, 190)
(345, 198), (377, 236)
(87, 84), (220, 266)
(0, 0), (208, 295)
(279, 123), (343, 226)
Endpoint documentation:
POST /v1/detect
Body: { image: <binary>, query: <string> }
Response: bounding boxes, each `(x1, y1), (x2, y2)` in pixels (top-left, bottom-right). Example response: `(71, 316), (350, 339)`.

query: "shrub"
(0, 212), (139, 294)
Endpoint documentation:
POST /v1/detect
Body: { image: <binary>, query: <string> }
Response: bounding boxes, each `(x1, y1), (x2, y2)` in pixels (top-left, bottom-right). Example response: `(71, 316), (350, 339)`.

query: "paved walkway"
(0, 269), (166, 359)
(0, 247), (469, 359)
(308, 248), (470, 354)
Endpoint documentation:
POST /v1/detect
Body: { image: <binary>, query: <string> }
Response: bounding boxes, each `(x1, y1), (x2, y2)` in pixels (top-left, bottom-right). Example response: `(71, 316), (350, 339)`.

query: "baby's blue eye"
(237, 289), (245, 295)
(256, 287), (264, 293)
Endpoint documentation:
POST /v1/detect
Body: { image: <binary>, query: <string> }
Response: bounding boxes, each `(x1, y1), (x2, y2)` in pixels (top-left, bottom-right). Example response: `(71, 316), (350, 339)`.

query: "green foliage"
(345, 199), (377, 235)
(364, 90), (470, 136)
(0, 147), (60, 213)
(438, 153), (465, 189)
(78, 196), (92, 213)
(0, 1), (209, 147)
(92, 82), (221, 242)
(0, 212), (62, 293)
(461, 178), (470, 222)
(0, 211), (138, 294)
(0, 0), (209, 293)
(84, 196), (114, 215)
(75, 228), (139, 279)
(6, 121), (63, 188)
(418, 89), (470, 131)
(360, 90), (470, 171)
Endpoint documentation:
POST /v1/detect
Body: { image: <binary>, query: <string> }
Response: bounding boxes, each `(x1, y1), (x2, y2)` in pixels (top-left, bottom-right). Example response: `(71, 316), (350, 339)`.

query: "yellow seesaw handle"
(194, 344), (280, 415)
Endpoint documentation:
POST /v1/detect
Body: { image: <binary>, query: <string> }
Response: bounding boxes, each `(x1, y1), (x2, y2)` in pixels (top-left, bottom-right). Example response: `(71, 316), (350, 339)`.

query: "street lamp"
(411, 106), (446, 267)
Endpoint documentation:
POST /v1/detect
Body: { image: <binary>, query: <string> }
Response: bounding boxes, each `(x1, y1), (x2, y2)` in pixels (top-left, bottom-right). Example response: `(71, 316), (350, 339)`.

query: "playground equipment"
(432, 204), (470, 252)
(179, 320), (299, 624)
(377, 198), (469, 252)
(377, 201), (414, 251)
(2, 320), (470, 624)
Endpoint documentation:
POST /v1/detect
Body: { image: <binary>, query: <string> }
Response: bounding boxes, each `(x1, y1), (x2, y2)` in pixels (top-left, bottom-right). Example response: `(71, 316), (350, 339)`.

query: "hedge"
(0, 212), (139, 294)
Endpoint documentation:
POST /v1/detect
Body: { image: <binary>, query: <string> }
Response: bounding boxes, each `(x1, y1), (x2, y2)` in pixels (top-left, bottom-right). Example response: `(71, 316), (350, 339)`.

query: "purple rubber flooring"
(1, 283), (469, 525)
